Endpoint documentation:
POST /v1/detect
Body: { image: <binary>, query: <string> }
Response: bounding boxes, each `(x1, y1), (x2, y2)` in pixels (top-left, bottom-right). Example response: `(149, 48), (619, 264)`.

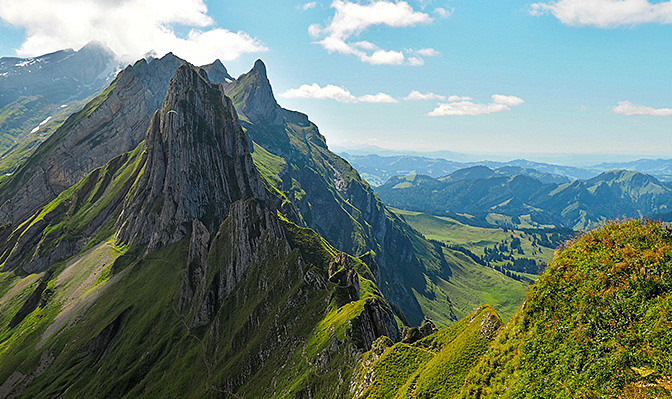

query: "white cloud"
(302, 2), (318, 10)
(492, 94), (525, 107)
(280, 83), (397, 103)
(404, 90), (446, 101)
(361, 49), (405, 65)
(428, 94), (525, 116)
(310, 0), (435, 65)
(0, 0), (267, 64)
(434, 7), (453, 18)
(530, 0), (672, 27)
(325, 0), (431, 38)
(282, 83), (358, 102)
(353, 41), (377, 50)
(613, 101), (672, 116)
(359, 93), (398, 103)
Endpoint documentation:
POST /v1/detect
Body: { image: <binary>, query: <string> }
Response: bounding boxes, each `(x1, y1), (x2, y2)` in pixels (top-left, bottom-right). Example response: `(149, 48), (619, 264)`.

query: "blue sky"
(0, 0), (671, 162)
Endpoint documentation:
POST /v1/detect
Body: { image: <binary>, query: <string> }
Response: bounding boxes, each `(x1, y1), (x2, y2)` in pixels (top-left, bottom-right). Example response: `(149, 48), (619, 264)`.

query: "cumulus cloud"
(310, 0), (437, 65)
(404, 90), (446, 101)
(407, 57), (425, 66)
(358, 93), (398, 103)
(280, 83), (397, 103)
(0, 0), (267, 64)
(530, 0), (672, 27)
(613, 101), (672, 116)
(492, 94), (525, 107)
(428, 94), (525, 116)
(302, 2), (318, 10)
(361, 49), (405, 65)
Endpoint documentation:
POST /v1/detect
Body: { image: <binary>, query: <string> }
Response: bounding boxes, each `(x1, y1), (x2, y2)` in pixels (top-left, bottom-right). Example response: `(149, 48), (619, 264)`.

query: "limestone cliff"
(116, 64), (265, 251)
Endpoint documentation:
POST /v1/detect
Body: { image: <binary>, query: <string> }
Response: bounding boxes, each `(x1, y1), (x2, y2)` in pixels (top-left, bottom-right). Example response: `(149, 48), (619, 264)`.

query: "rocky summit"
(116, 64), (265, 251)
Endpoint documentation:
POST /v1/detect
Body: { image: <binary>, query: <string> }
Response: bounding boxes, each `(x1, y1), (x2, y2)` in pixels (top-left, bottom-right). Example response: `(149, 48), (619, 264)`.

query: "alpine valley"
(0, 45), (670, 399)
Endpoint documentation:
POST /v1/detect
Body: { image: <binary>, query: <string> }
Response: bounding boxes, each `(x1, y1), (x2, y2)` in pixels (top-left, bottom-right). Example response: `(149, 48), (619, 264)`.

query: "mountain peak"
(224, 59), (280, 124)
(78, 41), (115, 57)
(116, 63), (266, 251)
(199, 59), (233, 85)
(252, 59), (267, 76)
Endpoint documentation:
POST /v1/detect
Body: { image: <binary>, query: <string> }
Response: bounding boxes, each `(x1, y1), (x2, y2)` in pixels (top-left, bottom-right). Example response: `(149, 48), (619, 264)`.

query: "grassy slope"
(352, 305), (502, 399)
(461, 220), (672, 398)
(0, 219), (394, 398)
(392, 208), (556, 266)
(428, 248), (527, 323)
(0, 141), (143, 271)
(0, 150), (396, 398)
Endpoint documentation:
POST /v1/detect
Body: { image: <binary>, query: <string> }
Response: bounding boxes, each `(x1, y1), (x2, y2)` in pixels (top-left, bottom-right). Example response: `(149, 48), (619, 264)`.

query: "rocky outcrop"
(200, 59), (233, 85)
(401, 319), (438, 344)
(187, 199), (287, 328)
(8, 269), (54, 328)
(224, 60), (282, 125)
(115, 64), (266, 251)
(0, 52), (184, 227)
(350, 299), (400, 351)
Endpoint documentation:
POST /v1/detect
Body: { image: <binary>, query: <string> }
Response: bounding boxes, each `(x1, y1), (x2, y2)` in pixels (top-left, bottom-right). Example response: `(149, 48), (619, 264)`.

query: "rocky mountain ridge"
(0, 52), (184, 227)
(0, 62), (399, 398)
(116, 65), (266, 251)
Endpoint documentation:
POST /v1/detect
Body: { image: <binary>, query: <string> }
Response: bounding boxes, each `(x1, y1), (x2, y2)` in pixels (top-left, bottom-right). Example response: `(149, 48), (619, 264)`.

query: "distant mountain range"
(376, 166), (672, 230)
(340, 153), (672, 186)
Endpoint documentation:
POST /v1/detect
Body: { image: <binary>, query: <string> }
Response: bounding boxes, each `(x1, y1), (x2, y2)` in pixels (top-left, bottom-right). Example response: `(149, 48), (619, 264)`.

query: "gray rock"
(115, 63), (266, 251)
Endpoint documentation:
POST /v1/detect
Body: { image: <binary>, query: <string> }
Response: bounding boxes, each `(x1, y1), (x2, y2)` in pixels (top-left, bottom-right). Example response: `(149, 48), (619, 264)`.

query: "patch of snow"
(30, 116), (53, 134)
(14, 59), (37, 67)
(39, 116), (52, 126)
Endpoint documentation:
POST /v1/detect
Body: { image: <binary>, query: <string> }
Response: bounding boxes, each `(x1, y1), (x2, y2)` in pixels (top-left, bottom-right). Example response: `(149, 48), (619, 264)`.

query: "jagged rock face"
(116, 64), (266, 251)
(0, 53), (185, 227)
(200, 59), (233, 85)
(183, 199), (287, 328)
(223, 59), (286, 126)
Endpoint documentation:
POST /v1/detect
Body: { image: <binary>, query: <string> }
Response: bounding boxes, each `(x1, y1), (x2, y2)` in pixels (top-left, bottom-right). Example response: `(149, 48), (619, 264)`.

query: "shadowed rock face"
(116, 64), (266, 251)
(0, 53), (185, 227)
